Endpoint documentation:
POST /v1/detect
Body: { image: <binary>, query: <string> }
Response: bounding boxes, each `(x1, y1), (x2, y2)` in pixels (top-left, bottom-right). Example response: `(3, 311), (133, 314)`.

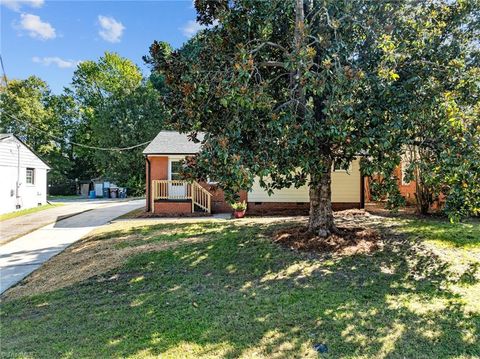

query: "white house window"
(170, 161), (183, 181)
(333, 161), (352, 173)
(26, 168), (35, 184)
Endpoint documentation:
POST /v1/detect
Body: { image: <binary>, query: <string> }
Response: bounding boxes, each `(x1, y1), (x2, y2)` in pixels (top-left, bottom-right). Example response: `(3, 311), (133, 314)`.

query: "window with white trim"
(26, 168), (35, 184)
(170, 161), (183, 181)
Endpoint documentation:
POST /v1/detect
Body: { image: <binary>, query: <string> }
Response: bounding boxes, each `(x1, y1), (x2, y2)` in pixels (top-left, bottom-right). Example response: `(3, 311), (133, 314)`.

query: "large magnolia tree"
(146, 0), (479, 234)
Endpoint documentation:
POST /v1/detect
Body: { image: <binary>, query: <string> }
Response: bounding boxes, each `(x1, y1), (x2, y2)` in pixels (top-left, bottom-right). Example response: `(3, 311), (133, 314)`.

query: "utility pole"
(0, 54), (8, 86)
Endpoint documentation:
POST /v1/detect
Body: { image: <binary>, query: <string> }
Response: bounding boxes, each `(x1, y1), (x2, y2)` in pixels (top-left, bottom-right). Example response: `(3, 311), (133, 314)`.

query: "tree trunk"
(292, 0), (306, 113)
(308, 162), (336, 237)
(415, 174), (433, 215)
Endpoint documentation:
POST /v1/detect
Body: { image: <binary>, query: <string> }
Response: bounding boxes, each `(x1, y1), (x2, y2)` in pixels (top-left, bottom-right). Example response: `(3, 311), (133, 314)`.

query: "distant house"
(143, 131), (364, 215)
(0, 134), (50, 214)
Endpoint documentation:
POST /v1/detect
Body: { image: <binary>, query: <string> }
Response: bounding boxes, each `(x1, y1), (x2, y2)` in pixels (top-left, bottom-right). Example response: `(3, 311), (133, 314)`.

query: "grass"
(397, 218), (480, 249)
(47, 194), (83, 200)
(116, 206), (147, 219)
(0, 203), (64, 222)
(1, 215), (479, 358)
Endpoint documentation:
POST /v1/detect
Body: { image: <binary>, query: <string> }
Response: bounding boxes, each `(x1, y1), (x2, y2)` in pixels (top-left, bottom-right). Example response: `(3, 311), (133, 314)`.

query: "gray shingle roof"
(143, 131), (205, 154)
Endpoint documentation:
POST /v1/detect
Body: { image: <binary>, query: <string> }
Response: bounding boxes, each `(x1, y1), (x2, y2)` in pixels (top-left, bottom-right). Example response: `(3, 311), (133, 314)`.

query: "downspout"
(145, 155), (151, 212)
(16, 142), (21, 209)
(46, 168), (51, 204)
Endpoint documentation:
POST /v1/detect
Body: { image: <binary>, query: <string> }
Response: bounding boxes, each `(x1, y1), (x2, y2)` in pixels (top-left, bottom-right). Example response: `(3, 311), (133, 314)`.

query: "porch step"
(193, 203), (210, 213)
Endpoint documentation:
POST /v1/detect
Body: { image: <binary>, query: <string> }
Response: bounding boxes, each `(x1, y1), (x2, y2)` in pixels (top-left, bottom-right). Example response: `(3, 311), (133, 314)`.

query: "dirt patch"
(335, 208), (370, 217)
(273, 225), (382, 256)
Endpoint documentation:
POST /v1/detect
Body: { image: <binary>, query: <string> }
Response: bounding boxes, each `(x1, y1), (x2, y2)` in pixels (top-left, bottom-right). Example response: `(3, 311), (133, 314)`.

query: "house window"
(170, 161), (183, 181)
(26, 168), (35, 184)
(333, 161), (352, 173)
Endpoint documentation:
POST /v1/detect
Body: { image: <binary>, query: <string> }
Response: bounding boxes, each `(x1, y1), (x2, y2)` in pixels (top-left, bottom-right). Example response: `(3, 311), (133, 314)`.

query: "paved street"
(0, 199), (144, 294)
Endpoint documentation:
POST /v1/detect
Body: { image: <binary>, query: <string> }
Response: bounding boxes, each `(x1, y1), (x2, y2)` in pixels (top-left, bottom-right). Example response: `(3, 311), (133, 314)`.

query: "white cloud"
(97, 15), (125, 43)
(180, 19), (217, 38)
(1, 0), (44, 12)
(181, 20), (205, 37)
(32, 56), (80, 69)
(19, 13), (56, 40)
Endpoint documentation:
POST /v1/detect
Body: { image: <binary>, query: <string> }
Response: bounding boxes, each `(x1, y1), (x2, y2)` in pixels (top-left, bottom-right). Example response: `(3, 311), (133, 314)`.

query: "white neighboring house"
(0, 134), (50, 215)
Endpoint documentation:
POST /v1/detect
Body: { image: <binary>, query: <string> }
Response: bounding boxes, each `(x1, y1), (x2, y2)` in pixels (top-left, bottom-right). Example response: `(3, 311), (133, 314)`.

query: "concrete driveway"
(0, 199), (131, 245)
(0, 199), (144, 294)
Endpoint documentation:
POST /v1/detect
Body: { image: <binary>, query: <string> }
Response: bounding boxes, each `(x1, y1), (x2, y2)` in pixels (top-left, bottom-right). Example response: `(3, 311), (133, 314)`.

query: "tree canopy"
(146, 0), (479, 231)
(70, 52), (167, 193)
(0, 76), (74, 184)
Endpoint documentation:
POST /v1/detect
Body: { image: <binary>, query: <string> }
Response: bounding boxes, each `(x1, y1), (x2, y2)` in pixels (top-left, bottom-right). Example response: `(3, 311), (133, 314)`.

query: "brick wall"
(247, 202), (361, 215)
(199, 182), (247, 213)
(146, 156), (169, 212)
(394, 165), (417, 204)
(154, 201), (192, 215)
(150, 156), (169, 180)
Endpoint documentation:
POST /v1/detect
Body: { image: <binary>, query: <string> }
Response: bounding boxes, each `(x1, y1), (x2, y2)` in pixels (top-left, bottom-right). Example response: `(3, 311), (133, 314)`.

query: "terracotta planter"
(233, 210), (246, 218)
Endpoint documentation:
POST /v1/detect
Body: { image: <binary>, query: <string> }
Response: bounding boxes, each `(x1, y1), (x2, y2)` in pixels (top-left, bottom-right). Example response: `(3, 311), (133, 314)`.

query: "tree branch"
(257, 61), (287, 68)
(250, 41), (288, 54)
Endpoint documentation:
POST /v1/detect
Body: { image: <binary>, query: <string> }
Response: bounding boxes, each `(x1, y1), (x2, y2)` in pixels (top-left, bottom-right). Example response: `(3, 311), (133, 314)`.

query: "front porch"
(151, 180), (212, 214)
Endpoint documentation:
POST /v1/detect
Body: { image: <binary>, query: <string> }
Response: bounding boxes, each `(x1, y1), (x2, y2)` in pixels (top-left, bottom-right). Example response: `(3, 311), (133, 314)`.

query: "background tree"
(0, 76), (73, 185)
(392, 0), (480, 217)
(71, 52), (167, 194)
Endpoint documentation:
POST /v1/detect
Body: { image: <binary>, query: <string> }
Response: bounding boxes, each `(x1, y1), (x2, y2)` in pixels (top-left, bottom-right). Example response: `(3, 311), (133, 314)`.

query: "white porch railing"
(151, 180), (212, 213)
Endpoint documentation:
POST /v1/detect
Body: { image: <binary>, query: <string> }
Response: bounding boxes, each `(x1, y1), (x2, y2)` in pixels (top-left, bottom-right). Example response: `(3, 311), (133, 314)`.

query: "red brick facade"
(198, 183), (247, 213)
(394, 164), (417, 204)
(364, 164), (417, 205)
(154, 201), (192, 215)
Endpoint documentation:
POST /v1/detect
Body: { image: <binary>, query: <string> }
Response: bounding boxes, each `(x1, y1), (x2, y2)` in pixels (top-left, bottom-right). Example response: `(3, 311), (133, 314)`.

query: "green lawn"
(1, 216), (479, 358)
(47, 194), (83, 200)
(0, 203), (64, 222)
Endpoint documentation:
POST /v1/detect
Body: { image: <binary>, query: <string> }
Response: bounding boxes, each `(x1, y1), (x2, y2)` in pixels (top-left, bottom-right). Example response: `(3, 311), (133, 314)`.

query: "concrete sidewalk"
(0, 200), (144, 294)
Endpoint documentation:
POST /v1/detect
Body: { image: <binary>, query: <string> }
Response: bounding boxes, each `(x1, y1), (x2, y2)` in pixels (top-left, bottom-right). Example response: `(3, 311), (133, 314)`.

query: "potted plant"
(231, 201), (247, 218)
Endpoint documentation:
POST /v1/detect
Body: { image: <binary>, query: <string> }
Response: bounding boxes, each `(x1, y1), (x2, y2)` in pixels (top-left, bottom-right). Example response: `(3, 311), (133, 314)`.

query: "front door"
(169, 160), (186, 198)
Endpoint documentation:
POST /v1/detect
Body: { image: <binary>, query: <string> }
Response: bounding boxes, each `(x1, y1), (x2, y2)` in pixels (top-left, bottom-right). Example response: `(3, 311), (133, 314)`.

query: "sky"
(0, 0), (206, 93)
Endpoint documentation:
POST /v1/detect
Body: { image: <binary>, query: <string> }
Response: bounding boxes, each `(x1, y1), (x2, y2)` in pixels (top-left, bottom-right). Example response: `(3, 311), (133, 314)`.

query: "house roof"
(143, 131), (205, 155)
(0, 133), (51, 169)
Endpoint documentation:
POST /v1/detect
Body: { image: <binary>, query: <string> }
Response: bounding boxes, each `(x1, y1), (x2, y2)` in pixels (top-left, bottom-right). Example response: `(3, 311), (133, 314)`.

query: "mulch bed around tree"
(273, 225), (382, 256)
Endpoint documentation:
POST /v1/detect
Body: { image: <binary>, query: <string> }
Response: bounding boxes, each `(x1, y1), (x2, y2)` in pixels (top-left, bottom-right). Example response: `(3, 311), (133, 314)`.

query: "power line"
(0, 110), (153, 152)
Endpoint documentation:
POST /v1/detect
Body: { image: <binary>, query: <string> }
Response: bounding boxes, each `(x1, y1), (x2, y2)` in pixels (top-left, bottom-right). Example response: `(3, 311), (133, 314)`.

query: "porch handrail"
(192, 181), (211, 213)
(151, 180), (211, 213)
